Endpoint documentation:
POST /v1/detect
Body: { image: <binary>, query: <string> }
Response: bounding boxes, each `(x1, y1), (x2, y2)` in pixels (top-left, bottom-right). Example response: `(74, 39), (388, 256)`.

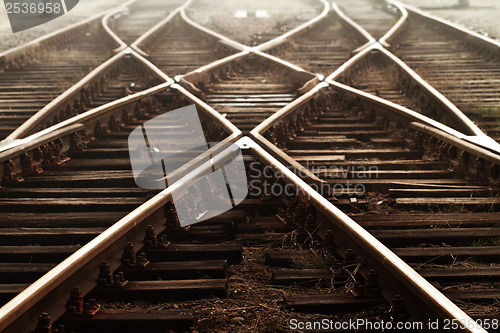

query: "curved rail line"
(334, 0), (401, 40)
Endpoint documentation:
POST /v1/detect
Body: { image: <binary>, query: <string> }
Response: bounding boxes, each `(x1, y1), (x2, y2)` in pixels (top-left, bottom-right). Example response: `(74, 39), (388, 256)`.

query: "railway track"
(0, 19), (118, 140)
(251, 83), (500, 329)
(0, 80), (238, 308)
(337, 1), (500, 143)
(137, 12), (241, 78)
(330, 45), (480, 135)
(181, 54), (318, 134)
(0, 0), (499, 332)
(263, 10), (367, 76)
(390, 8), (500, 142)
(334, 0), (399, 40)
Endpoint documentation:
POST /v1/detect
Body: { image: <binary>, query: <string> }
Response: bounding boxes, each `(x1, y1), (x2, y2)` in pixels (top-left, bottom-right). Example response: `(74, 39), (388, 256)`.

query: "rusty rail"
(0, 135), (487, 332)
(0, 79), (241, 186)
(181, 1), (249, 52)
(379, 1), (408, 47)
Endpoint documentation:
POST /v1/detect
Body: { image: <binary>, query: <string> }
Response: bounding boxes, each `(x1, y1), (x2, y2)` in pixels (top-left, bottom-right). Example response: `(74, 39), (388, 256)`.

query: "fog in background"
(0, 0), (129, 51)
(401, 0), (499, 39)
(0, 0), (498, 53)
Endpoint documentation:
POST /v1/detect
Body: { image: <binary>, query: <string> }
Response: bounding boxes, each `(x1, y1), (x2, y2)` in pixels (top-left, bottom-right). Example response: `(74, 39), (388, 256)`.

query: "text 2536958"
(5, 2), (62, 14)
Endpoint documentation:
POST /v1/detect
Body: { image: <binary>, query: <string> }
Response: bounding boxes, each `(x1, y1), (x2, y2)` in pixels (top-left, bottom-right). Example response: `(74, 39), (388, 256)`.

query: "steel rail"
(177, 51), (249, 93)
(328, 80), (474, 140)
(249, 82), (329, 184)
(252, 49), (321, 81)
(0, 80), (161, 181)
(255, 0), (331, 52)
(178, 50), (319, 100)
(245, 136), (486, 333)
(0, 136), (240, 333)
(379, 1), (408, 47)
(375, 44), (489, 138)
(3, 50), (126, 141)
(251, 50), (321, 93)
(0, 123), (83, 164)
(4, 0), (194, 142)
(330, 3), (376, 53)
(251, 79), (456, 182)
(0, 79), (242, 184)
(328, 80), (500, 153)
(0, 0), (136, 67)
(324, 40), (373, 82)
(411, 122), (500, 167)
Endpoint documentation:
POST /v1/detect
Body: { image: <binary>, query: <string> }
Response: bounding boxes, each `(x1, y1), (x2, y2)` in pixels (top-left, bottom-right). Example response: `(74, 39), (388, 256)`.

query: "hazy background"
(0, 0), (498, 52)
(401, 0), (499, 39)
(0, 0), (129, 52)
